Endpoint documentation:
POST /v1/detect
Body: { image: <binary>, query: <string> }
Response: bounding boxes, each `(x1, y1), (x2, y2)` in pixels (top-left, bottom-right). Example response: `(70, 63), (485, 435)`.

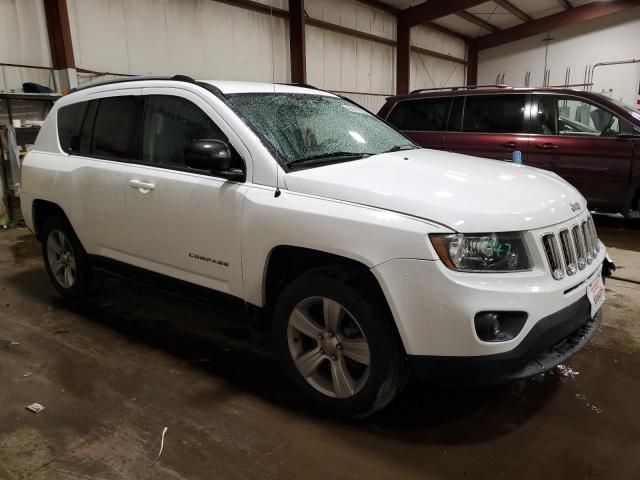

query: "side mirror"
(184, 139), (244, 181)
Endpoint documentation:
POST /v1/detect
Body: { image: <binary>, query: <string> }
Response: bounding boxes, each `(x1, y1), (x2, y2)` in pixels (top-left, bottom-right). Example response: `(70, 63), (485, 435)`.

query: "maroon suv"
(379, 87), (640, 218)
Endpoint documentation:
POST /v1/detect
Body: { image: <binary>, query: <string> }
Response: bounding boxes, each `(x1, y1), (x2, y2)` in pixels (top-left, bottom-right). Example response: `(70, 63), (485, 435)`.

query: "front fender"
(241, 186), (450, 307)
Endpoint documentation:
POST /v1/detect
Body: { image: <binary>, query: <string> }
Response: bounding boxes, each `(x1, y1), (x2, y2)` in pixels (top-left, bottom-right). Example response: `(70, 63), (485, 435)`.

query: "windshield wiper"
(287, 145), (418, 168)
(384, 144), (419, 153)
(288, 151), (374, 168)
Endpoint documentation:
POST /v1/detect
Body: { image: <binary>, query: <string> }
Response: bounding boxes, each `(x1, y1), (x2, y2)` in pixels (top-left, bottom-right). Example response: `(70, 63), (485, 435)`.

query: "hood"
(284, 149), (586, 232)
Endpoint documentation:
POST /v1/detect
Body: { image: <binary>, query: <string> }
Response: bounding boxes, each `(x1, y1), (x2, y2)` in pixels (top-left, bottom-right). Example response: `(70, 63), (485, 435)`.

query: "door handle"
(129, 179), (156, 191)
(536, 143), (558, 150)
(500, 142), (518, 150)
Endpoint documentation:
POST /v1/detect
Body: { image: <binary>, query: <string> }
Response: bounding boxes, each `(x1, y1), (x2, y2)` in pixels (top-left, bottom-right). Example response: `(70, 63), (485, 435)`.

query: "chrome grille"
(559, 229), (577, 275)
(572, 224), (587, 270)
(542, 214), (600, 280)
(587, 216), (600, 255)
(542, 234), (564, 280)
(582, 221), (594, 265)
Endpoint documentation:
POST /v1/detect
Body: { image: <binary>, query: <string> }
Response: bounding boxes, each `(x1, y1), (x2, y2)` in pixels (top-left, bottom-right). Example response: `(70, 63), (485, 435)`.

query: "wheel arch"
(261, 245), (407, 353)
(32, 199), (70, 241)
(262, 245), (379, 305)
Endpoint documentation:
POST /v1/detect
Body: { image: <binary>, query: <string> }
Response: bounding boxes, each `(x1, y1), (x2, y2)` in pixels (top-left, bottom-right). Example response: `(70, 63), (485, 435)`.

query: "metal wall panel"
(66, 0), (290, 82)
(410, 24), (466, 91)
(478, 9), (640, 106)
(0, 0), (52, 91)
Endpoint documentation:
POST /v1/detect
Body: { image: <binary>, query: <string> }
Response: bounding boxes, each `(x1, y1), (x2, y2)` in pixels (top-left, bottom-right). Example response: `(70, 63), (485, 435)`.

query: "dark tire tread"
(41, 216), (101, 299)
(273, 265), (408, 417)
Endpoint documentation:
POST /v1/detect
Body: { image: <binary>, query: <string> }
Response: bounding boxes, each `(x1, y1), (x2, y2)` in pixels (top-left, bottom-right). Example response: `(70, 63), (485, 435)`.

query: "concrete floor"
(1, 217), (639, 480)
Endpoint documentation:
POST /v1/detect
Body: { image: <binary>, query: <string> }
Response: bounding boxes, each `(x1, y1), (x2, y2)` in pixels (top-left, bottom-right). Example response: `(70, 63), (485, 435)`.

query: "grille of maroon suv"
(541, 215), (600, 280)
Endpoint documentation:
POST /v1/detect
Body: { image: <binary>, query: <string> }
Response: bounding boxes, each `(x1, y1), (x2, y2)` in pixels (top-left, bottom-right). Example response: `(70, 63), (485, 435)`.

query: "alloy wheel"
(46, 229), (77, 289)
(287, 296), (371, 399)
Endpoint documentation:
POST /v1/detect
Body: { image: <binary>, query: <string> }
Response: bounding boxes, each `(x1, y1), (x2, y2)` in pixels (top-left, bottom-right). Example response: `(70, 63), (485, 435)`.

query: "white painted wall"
(305, 0), (396, 103)
(0, 0), (467, 109)
(0, 0), (52, 92)
(478, 7), (640, 107)
(410, 24), (466, 92)
(305, 0), (467, 111)
(67, 0), (290, 83)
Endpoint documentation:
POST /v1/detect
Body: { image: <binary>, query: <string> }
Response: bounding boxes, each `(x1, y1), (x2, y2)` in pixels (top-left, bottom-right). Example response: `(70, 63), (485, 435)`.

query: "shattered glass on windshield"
(227, 93), (416, 168)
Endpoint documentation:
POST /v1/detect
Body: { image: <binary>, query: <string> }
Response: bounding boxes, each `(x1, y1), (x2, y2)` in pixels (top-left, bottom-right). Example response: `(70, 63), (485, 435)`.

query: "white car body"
(21, 79), (606, 366)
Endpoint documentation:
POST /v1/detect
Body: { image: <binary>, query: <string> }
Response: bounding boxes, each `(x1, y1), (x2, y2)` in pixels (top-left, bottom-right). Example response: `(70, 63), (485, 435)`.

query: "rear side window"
(387, 97), (451, 131)
(462, 95), (526, 133)
(57, 102), (88, 153)
(447, 96), (464, 131)
(78, 100), (98, 154)
(91, 96), (143, 160)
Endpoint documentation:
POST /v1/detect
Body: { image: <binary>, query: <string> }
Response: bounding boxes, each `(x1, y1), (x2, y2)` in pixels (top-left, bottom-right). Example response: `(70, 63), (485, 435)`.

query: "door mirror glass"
(184, 139), (232, 172)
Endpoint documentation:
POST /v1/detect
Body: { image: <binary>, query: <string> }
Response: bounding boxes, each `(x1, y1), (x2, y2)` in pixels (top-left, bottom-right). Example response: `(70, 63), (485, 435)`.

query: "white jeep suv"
(21, 76), (609, 417)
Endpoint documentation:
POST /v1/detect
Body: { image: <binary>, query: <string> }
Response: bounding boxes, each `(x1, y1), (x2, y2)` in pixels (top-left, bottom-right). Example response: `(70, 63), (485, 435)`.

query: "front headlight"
(430, 232), (532, 272)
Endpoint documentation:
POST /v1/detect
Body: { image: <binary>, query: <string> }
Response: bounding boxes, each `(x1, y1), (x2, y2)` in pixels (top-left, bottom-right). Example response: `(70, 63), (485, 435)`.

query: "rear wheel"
(273, 269), (405, 417)
(42, 216), (100, 298)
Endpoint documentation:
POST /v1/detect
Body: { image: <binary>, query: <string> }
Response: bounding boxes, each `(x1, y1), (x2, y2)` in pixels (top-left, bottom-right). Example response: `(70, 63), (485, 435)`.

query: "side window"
(91, 96), (143, 160)
(386, 97), (451, 131)
(533, 95), (558, 134)
(78, 100), (98, 154)
(57, 102), (88, 153)
(447, 96), (463, 132)
(141, 95), (229, 168)
(538, 96), (622, 137)
(462, 94), (526, 133)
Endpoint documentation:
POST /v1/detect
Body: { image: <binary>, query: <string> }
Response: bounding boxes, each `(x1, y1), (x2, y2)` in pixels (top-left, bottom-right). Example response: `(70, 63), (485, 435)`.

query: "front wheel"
(273, 270), (406, 417)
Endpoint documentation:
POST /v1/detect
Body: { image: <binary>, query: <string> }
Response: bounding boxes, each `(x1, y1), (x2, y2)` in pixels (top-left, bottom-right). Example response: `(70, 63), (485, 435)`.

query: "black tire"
(272, 268), (406, 417)
(41, 216), (100, 298)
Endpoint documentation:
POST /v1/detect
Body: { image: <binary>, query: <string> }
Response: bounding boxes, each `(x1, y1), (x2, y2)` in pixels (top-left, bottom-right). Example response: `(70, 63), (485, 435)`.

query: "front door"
(528, 94), (634, 210)
(444, 94), (530, 162)
(123, 89), (248, 298)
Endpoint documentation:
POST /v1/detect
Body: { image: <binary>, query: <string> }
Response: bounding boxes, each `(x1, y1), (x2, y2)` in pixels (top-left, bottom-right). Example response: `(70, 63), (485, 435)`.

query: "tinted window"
(462, 95), (526, 133)
(78, 100), (98, 154)
(387, 97), (451, 131)
(57, 102), (88, 153)
(535, 95), (622, 137)
(447, 96), (463, 132)
(91, 96), (143, 160)
(141, 96), (229, 168)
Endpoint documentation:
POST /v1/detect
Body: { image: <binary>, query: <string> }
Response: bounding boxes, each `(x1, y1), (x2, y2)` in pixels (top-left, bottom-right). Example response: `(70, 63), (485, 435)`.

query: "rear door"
(385, 96), (451, 149)
(445, 94), (529, 161)
(55, 91), (142, 257)
(528, 94), (634, 210)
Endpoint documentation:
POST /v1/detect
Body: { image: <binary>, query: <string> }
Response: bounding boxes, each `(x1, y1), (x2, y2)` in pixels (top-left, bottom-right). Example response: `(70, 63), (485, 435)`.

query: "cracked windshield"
(227, 93), (417, 168)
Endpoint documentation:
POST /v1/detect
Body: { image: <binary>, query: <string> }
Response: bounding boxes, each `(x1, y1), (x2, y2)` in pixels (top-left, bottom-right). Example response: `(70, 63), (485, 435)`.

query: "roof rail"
(409, 84), (511, 94)
(543, 83), (593, 89)
(277, 82), (324, 91)
(70, 74), (197, 93)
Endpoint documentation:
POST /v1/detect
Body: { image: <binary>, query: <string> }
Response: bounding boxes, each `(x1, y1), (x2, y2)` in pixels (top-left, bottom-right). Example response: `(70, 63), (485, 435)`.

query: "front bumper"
(407, 296), (601, 384)
(372, 248), (606, 357)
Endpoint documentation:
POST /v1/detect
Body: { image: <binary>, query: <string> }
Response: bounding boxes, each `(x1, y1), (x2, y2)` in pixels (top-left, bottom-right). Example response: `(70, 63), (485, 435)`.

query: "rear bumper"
(407, 295), (601, 384)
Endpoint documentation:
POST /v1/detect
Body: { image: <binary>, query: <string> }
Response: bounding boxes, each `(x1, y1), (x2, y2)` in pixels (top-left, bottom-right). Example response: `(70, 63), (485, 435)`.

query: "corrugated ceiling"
(374, 0), (600, 38)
